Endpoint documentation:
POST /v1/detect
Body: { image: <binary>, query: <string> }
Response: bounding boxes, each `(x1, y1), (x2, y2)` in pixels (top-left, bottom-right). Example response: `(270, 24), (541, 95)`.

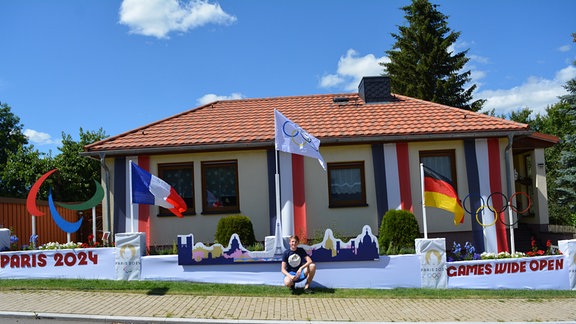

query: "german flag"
(423, 165), (464, 225)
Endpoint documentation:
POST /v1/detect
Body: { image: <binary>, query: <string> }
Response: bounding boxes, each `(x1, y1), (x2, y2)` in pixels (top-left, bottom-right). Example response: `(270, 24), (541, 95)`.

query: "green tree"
(0, 102), (28, 167)
(53, 128), (107, 202)
(555, 62), (576, 224)
(382, 0), (484, 111)
(0, 146), (55, 198)
(503, 104), (574, 225)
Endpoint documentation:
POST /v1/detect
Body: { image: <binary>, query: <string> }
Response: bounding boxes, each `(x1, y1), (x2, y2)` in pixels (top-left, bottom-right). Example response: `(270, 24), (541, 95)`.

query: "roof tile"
(85, 93), (529, 153)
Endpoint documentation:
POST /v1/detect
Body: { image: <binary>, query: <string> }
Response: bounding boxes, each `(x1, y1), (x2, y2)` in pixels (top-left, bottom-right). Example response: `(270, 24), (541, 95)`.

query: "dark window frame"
(201, 160), (240, 214)
(419, 149), (458, 189)
(327, 161), (367, 208)
(157, 162), (195, 216)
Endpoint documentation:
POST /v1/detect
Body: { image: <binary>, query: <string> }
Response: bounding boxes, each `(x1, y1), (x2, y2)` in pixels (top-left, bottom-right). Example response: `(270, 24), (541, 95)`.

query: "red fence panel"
(0, 197), (92, 249)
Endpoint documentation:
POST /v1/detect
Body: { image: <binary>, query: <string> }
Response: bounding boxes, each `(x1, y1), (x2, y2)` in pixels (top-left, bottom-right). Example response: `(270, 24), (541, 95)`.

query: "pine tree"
(382, 0), (484, 111)
(555, 59), (576, 222)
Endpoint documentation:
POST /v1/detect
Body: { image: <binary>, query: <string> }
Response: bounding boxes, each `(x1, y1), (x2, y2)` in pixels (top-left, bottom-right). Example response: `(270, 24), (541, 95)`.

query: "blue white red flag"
(274, 109), (326, 170)
(131, 162), (187, 217)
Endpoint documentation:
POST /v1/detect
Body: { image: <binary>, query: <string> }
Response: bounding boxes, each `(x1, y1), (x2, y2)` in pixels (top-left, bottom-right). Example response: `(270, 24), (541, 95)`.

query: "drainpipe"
(99, 152), (112, 243)
(504, 134), (516, 253)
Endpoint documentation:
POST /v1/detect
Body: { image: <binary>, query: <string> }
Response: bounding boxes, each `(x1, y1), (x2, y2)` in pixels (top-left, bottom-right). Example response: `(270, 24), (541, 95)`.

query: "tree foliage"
(0, 146), (55, 198)
(0, 102), (28, 166)
(555, 61), (576, 222)
(53, 128), (107, 202)
(382, 0), (484, 111)
(0, 101), (108, 202)
(504, 103), (575, 225)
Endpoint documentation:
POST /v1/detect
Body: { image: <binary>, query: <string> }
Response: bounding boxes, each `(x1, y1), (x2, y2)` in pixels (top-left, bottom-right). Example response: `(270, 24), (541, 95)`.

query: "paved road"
(0, 290), (575, 323)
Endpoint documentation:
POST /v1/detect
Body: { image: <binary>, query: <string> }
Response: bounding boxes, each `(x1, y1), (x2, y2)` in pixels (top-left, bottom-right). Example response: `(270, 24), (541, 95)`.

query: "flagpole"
(274, 149), (284, 254)
(420, 163), (428, 239)
(128, 160), (134, 233)
(92, 206), (97, 244)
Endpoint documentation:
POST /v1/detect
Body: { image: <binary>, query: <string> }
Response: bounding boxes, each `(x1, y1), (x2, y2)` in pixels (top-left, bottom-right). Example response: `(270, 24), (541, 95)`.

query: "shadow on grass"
(147, 287), (170, 295)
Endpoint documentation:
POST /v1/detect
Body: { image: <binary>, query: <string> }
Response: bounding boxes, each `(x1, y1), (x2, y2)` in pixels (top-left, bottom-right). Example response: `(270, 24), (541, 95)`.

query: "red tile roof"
(84, 92), (531, 155)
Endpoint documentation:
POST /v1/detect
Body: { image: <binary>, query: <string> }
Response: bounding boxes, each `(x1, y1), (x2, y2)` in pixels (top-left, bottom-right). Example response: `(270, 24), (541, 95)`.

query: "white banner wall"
(447, 255), (568, 290)
(0, 248), (115, 279)
(142, 254), (421, 289)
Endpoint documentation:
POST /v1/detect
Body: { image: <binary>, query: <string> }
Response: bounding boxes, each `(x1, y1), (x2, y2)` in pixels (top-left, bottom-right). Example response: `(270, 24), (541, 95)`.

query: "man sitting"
(281, 235), (316, 294)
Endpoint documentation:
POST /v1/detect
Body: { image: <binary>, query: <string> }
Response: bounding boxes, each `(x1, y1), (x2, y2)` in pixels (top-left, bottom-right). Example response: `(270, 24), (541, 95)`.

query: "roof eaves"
(81, 141), (272, 158)
(84, 104), (209, 150)
(322, 129), (533, 145)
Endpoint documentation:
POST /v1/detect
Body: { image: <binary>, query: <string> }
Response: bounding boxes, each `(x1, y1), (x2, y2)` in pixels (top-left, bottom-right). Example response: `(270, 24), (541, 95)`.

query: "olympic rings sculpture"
(463, 192), (532, 227)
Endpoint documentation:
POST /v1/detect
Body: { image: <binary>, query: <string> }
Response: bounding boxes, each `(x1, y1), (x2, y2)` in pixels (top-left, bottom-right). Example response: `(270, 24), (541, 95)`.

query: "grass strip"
(1, 279), (575, 299)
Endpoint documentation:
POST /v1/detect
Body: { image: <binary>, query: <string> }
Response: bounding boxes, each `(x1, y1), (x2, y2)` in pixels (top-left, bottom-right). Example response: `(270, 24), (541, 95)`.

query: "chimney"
(358, 76), (393, 103)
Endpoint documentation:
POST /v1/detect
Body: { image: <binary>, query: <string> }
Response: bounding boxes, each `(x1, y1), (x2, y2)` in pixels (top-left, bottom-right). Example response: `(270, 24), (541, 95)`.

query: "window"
(328, 161), (367, 208)
(158, 163), (195, 216)
(201, 160), (240, 214)
(419, 150), (457, 188)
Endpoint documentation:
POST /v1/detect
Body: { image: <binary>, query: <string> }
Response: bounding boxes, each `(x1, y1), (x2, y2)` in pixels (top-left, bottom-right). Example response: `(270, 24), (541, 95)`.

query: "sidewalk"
(0, 290), (575, 323)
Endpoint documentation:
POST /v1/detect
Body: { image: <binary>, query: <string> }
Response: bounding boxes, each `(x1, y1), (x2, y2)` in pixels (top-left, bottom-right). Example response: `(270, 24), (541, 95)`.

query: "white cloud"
(197, 92), (244, 105)
(475, 65), (576, 115)
(24, 129), (60, 146)
(319, 49), (389, 91)
(470, 68), (487, 84)
(468, 54), (489, 65)
(558, 44), (571, 52)
(119, 0), (236, 39)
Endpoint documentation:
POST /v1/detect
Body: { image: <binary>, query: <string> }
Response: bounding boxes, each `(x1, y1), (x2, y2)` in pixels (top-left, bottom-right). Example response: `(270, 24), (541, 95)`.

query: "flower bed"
(448, 239), (561, 262)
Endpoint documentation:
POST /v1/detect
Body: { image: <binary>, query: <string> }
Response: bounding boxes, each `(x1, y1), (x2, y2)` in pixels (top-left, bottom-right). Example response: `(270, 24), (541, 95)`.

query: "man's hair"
(289, 235), (300, 243)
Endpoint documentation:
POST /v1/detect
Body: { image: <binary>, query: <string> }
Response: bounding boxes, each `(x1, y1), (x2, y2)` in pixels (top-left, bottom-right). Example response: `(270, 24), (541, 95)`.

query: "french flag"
(130, 162), (187, 217)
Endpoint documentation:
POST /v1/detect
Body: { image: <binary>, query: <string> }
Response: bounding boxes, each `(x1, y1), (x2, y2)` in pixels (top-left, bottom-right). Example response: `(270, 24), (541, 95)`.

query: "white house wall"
(305, 145), (379, 239)
(100, 137), (521, 248)
(149, 151), (270, 245)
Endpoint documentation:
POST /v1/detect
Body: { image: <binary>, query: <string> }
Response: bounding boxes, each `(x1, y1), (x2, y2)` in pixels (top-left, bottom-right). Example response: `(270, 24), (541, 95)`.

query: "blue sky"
(1, 0), (575, 155)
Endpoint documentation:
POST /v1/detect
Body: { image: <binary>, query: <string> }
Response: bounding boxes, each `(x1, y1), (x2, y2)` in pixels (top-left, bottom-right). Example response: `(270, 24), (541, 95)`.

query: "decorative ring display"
(475, 205), (499, 227)
(462, 193), (485, 216)
(510, 191), (532, 214)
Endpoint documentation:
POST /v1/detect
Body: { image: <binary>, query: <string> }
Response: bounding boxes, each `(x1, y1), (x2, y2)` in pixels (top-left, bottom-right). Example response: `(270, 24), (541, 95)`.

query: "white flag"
(274, 109), (326, 170)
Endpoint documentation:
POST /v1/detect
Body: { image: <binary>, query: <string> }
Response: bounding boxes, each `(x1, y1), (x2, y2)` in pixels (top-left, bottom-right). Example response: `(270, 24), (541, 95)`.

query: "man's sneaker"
(304, 288), (314, 294)
(289, 286), (296, 295)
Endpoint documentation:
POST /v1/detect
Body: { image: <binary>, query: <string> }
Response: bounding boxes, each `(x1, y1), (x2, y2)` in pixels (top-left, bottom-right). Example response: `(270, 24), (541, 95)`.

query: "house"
(82, 76), (558, 254)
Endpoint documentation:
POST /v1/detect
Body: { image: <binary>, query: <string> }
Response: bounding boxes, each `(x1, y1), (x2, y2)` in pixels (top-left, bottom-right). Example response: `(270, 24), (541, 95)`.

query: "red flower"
(536, 250), (545, 255)
(546, 240), (551, 247)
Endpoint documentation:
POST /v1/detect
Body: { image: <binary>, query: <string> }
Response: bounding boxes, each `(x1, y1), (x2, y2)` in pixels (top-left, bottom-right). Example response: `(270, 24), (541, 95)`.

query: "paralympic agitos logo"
(26, 169), (104, 233)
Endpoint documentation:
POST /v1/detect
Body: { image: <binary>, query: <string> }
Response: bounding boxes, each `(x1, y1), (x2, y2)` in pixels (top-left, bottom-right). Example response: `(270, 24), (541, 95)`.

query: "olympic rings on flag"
(283, 121), (313, 148)
(475, 205), (499, 227)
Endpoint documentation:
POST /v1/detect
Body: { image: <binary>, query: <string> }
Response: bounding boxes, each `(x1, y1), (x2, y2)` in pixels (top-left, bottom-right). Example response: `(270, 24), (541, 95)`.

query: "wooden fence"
(0, 197), (102, 249)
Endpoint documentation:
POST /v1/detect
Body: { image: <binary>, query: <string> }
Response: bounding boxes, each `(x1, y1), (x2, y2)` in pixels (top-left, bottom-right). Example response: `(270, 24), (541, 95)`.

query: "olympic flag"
(274, 109), (326, 170)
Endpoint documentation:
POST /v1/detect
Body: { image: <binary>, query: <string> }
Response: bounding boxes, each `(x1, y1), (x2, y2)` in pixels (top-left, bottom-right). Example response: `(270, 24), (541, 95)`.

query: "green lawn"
(2, 279), (575, 299)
